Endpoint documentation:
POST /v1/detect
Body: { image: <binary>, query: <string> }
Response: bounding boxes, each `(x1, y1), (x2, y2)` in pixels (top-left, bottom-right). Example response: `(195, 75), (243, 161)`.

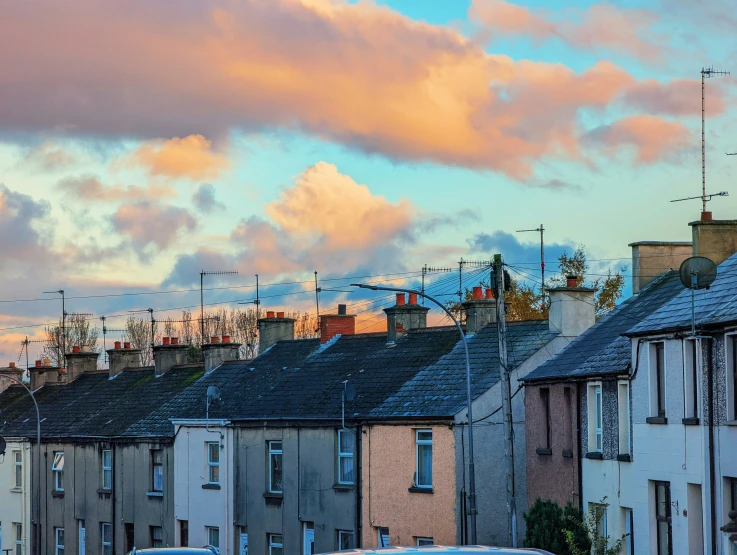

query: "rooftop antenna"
(19, 337), (46, 378)
(200, 270), (238, 341)
(315, 271), (321, 332)
(517, 225), (545, 310)
(99, 316), (127, 365)
(679, 256), (718, 337)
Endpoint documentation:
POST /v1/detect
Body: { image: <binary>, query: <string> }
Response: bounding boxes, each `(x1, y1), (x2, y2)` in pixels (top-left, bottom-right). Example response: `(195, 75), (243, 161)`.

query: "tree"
(523, 499), (589, 555)
(123, 315), (156, 366)
(565, 498), (627, 555)
(43, 313), (100, 367)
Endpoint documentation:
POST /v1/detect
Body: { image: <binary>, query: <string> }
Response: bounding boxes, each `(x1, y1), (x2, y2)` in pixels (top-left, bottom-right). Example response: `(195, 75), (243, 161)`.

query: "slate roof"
(137, 321), (558, 425)
(522, 270), (684, 383)
(627, 251), (737, 336)
(0, 364), (205, 440)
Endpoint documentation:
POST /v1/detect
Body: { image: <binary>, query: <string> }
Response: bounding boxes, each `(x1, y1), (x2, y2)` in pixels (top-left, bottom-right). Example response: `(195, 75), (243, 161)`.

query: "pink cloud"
(621, 78), (727, 116)
(0, 0), (692, 178)
(111, 201), (196, 250)
(58, 175), (174, 202)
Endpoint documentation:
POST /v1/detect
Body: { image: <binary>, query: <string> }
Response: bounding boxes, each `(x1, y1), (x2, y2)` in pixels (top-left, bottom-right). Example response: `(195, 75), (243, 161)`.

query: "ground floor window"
(178, 521), (188, 548)
(55, 528), (64, 555)
(654, 481), (672, 555)
(416, 537), (434, 546)
(337, 530), (354, 550)
(268, 534), (283, 555)
(206, 527), (220, 551)
(150, 526), (163, 548)
(377, 527), (390, 547)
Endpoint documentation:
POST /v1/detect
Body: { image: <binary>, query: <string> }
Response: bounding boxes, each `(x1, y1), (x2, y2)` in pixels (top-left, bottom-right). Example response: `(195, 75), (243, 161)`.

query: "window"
(179, 521), (188, 547)
(124, 523), (134, 553)
(52, 452), (64, 491)
(13, 451), (22, 489)
(150, 526), (163, 548)
(730, 336), (737, 421)
(589, 503), (607, 539)
(15, 523), (22, 555)
(624, 508), (634, 555)
(268, 534), (283, 555)
(337, 531), (354, 551)
(151, 450), (163, 492)
(338, 430), (355, 484)
(101, 450), (112, 490)
(206, 527), (220, 550)
(207, 443), (220, 485)
(415, 430), (432, 488)
(654, 481), (672, 555)
(303, 522), (314, 555)
(684, 340), (699, 419)
(618, 381), (630, 456)
(378, 527), (390, 547)
(268, 441), (283, 494)
(649, 342), (667, 419)
(540, 388), (551, 450)
(730, 478), (737, 512)
(416, 537), (434, 546)
(101, 523), (112, 555)
(55, 528), (65, 555)
(587, 384), (603, 453)
(238, 527), (248, 555)
(563, 387), (573, 452)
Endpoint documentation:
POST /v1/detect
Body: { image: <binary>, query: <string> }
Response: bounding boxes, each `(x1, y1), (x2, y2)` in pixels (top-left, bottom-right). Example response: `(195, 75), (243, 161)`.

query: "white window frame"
(150, 526), (163, 548)
(55, 528), (65, 555)
(649, 341), (667, 418)
(587, 383), (603, 453)
(337, 430), (354, 485)
(15, 523), (22, 555)
(151, 449), (163, 492)
(337, 530), (354, 551)
(416, 537), (434, 546)
(206, 526), (220, 549)
(268, 533), (283, 555)
(302, 522), (314, 555)
(683, 339), (700, 420)
(52, 452), (64, 491)
(101, 523), (112, 555)
(623, 507), (634, 555)
(727, 334), (737, 421)
(207, 442), (220, 485)
(101, 450), (112, 491)
(415, 429), (432, 488)
(268, 441), (283, 494)
(14, 450), (22, 489)
(618, 381), (630, 456)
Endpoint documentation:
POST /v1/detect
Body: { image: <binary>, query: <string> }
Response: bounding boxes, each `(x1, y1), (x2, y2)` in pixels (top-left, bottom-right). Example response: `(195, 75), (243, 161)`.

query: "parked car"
(319, 547), (555, 554)
(126, 548), (219, 555)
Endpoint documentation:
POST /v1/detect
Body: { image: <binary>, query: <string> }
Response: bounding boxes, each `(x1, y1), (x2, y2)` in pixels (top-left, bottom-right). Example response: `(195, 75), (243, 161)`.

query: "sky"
(0, 0), (735, 365)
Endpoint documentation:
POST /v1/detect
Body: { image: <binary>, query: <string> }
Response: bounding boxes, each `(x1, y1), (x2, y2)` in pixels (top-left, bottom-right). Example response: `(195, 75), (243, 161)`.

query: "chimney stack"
(0, 362), (25, 394)
(629, 241), (692, 294)
(29, 360), (62, 390)
(547, 277), (595, 337)
(383, 293), (430, 343)
(258, 311), (295, 353)
(690, 218), (737, 265)
(320, 304), (356, 344)
(65, 348), (100, 382)
(152, 337), (188, 376)
(106, 342), (143, 378)
(462, 287), (497, 334)
(202, 336), (242, 373)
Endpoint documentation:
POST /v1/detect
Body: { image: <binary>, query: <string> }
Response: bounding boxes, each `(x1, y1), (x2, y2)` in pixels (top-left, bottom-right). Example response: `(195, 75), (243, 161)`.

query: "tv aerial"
(679, 256), (718, 336)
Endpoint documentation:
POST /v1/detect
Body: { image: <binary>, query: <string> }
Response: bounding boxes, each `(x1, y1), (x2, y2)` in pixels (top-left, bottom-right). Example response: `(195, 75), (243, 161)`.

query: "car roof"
(319, 547), (553, 554)
(128, 549), (217, 554)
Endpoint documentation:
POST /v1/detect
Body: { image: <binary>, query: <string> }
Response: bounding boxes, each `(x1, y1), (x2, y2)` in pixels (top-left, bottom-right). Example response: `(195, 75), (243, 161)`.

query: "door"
(78, 521), (86, 555)
(302, 522), (314, 555)
(687, 483), (703, 555)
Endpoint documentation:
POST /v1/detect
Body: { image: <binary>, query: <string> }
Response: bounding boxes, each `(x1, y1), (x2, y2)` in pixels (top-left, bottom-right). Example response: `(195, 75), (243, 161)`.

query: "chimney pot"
(338, 304), (347, 315)
(485, 288), (494, 299)
(72, 345), (80, 353)
(566, 275), (577, 288)
(35, 360), (42, 368)
(222, 335), (231, 343)
(267, 310), (275, 319)
(114, 341), (121, 349)
(277, 311), (285, 319)
(9, 362), (15, 368)
(701, 211), (713, 222)
(123, 341), (131, 349)
(162, 337), (170, 346)
(43, 358), (50, 367)
(171, 337), (179, 345)
(58, 368), (67, 375)
(473, 286), (483, 300)
(396, 293), (406, 306)
(408, 293), (418, 305)
(211, 336), (220, 344)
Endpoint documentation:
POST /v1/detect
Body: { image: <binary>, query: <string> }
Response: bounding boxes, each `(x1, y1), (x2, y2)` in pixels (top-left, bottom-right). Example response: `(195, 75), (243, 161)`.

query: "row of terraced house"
(2, 215), (737, 554)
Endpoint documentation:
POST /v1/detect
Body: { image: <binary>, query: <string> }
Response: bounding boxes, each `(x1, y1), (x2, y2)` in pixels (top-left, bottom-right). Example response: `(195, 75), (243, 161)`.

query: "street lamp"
(351, 284), (478, 544)
(0, 373), (42, 555)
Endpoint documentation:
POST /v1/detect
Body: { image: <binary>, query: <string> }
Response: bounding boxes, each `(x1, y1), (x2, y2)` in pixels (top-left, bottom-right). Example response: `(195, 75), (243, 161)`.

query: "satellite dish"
(679, 256), (718, 290)
(206, 385), (221, 403)
(344, 381), (355, 402)
(0, 436), (6, 456)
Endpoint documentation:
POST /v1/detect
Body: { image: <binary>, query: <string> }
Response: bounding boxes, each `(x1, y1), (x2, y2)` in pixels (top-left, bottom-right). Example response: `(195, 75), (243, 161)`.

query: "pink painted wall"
(361, 424), (456, 547)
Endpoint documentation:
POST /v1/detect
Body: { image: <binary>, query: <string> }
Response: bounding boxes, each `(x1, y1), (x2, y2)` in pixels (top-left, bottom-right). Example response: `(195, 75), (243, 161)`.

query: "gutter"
(576, 382), (583, 512)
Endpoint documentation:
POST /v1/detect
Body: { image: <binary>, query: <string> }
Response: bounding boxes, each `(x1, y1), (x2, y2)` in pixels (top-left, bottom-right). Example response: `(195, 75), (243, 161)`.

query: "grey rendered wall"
(234, 425), (356, 554)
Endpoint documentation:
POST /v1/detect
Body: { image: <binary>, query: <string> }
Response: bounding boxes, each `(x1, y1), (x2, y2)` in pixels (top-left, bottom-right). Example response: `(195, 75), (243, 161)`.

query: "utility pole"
(494, 254), (517, 547)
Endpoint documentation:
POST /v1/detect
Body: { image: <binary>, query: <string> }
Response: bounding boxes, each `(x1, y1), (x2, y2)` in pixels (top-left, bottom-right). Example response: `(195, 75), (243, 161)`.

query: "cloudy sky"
(0, 0), (735, 364)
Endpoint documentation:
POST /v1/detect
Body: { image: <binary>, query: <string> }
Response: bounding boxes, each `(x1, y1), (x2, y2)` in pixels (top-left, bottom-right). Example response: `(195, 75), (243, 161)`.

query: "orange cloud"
(0, 0), (692, 178)
(584, 115), (692, 163)
(123, 135), (230, 180)
(58, 176), (174, 202)
(111, 202), (196, 250)
(470, 0), (665, 61)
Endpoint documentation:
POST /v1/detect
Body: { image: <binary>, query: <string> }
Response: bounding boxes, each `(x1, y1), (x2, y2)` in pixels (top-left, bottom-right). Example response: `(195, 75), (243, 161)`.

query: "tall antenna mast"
(200, 270), (238, 341)
(700, 66), (730, 214)
(516, 225), (545, 310)
(314, 271), (321, 328)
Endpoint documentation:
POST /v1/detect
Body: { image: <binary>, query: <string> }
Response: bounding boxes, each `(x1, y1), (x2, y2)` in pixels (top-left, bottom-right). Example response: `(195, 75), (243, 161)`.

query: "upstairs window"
(14, 450), (22, 489)
(729, 336), (737, 421)
(100, 450), (112, 491)
(268, 441), (283, 494)
(540, 388), (551, 451)
(618, 381), (630, 457)
(415, 430), (432, 488)
(52, 452), (64, 491)
(649, 342), (667, 420)
(587, 384), (603, 454)
(337, 430), (355, 485)
(684, 340), (700, 421)
(207, 443), (220, 485)
(151, 450), (163, 492)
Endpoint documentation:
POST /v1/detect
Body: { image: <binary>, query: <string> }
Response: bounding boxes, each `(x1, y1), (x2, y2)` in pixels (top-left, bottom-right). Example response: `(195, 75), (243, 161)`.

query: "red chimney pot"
(211, 336), (220, 344)
(566, 275), (577, 288)
(408, 293), (418, 305)
(123, 341), (131, 349)
(267, 310), (275, 319)
(473, 286), (483, 300)
(35, 360), (42, 368)
(701, 211), (713, 222)
(72, 346), (81, 353)
(277, 311), (285, 319)
(171, 337), (179, 345)
(485, 288), (494, 299)
(396, 293), (406, 306)
(162, 337), (170, 345)
(114, 341), (121, 349)
(222, 335), (231, 343)
(9, 362), (16, 368)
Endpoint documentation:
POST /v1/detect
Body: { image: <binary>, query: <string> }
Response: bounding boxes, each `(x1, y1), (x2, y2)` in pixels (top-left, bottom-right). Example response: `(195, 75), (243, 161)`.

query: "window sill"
(51, 490), (65, 498)
(646, 416), (668, 425)
(682, 417), (700, 426)
(333, 483), (355, 492)
(726, 420), (737, 427)
(617, 454), (632, 462)
(585, 452), (603, 460)
(97, 488), (112, 495)
(146, 491), (164, 498)
(535, 448), (552, 456)
(264, 492), (283, 506)
(202, 484), (221, 490)
(562, 450), (573, 458)
(264, 492), (283, 499)
(408, 486), (433, 494)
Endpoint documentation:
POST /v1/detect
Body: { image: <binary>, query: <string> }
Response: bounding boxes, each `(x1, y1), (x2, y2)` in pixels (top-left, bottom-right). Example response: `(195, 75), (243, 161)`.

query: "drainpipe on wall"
(706, 337), (717, 555)
(576, 382), (583, 512)
(356, 424), (363, 548)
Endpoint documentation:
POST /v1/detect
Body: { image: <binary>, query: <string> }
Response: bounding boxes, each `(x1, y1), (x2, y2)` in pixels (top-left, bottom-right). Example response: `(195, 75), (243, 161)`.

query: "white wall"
(174, 423), (234, 554)
(0, 439), (32, 555)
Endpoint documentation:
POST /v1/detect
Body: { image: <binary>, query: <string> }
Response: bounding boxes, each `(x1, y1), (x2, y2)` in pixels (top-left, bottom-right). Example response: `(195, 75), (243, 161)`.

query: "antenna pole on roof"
(494, 254), (517, 547)
(314, 271), (321, 331)
(517, 224), (546, 311)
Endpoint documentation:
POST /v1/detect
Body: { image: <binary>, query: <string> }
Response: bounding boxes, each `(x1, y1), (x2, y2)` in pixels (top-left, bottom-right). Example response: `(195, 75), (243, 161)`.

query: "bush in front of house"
(523, 498), (590, 555)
